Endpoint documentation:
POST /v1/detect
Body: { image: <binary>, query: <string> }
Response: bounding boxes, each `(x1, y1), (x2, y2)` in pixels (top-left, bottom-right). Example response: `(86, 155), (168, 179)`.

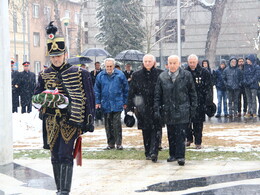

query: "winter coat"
(243, 54), (260, 89)
(222, 58), (242, 90)
(127, 67), (163, 129)
(186, 65), (212, 122)
(154, 68), (198, 125)
(19, 70), (36, 104)
(90, 69), (102, 86)
(94, 69), (129, 113)
(11, 70), (20, 107)
(213, 67), (226, 91)
(124, 70), (134, 81)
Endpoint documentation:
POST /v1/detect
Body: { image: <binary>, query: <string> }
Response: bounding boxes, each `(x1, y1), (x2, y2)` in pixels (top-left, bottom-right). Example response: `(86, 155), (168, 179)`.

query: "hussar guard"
(32, 21), (95, 195)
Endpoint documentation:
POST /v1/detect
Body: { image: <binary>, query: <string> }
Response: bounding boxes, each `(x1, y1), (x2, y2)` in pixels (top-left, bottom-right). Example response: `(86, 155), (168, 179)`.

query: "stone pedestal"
(0, 0), (13, 165)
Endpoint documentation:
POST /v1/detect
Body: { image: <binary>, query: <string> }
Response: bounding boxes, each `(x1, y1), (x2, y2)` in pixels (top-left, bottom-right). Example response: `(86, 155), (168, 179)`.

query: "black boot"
(52, 163), (61, 195)
(60, 164), (73, 195)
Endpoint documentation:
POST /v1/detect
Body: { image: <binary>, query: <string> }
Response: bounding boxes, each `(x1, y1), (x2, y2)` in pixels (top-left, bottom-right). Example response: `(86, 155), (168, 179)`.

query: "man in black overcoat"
(19, 61), (36, 113)
(127, 54), (163, 163)
(11, 60), (20, 113)
(186, 54), (212, 149)
(154, 55), (197, 165)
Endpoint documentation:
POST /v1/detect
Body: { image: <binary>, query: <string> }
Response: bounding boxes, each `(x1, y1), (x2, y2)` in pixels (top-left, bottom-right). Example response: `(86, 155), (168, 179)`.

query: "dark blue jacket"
(222, 58), (242, 90)
(243, 54), (260, 89)
(94, 69), (129, 113)
(214, 67), (226, 91)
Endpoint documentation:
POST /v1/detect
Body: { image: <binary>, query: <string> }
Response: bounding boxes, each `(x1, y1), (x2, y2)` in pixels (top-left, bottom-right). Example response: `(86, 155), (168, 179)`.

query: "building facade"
(9, 0), (82, 74)
(82, 0), (260, 68)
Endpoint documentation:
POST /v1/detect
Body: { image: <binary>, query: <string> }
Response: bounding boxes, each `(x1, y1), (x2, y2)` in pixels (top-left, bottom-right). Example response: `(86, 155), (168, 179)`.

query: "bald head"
(168, 55), (180, 73)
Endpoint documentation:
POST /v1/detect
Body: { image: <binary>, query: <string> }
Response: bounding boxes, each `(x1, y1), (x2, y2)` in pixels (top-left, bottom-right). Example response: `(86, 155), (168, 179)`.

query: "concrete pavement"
(1, 159), (260, 195)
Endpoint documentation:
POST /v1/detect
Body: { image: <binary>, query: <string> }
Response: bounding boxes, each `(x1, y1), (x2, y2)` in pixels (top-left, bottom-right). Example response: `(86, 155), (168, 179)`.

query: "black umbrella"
(115, 50), (145, 62)
(67, 56), (92, 65)
(81, 48), (111, 57)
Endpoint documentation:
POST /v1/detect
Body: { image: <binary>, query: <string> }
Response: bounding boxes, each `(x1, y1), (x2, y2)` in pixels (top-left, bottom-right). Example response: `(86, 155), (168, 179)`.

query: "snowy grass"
(13, 148), (260, 161)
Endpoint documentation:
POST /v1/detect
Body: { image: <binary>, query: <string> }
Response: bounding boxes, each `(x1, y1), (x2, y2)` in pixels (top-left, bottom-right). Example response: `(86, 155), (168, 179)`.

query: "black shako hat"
(46, 21), (66, 56)
(205, 103), (217, 117)
(124, 115), (135, 127)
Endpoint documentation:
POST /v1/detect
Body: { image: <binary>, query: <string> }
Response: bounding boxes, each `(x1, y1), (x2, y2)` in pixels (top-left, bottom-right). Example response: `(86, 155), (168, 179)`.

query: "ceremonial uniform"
(33, 21), (95, 195)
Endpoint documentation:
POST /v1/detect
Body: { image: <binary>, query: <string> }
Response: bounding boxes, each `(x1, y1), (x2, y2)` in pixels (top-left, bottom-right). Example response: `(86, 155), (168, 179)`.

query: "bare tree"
(76, 0), (85, 54)
(52, 0), (64, 36)
(143, 0), (227, 65)
(193, 0), (227, 66)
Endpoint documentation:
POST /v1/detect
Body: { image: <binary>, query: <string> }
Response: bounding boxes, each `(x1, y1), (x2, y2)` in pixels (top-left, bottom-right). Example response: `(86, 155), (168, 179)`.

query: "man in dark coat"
(11, 60), (20, 113)
(127, 54), (163, 163)
(154, 55), (197, 166)
(213, 59), (228, 117)
(243, 54), (260, 118)
(123, 63), (134, 83)
(33, 22), (95, 195)
(186, 54), (212, 149)
(222, 57), (242, 118)
(19, 61), (36, 113)
(237, 58), (247, 116)
(90, 61), (102, 85)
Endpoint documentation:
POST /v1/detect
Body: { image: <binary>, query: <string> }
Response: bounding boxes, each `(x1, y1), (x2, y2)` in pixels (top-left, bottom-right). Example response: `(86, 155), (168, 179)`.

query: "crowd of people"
(10, 21), (260, 195)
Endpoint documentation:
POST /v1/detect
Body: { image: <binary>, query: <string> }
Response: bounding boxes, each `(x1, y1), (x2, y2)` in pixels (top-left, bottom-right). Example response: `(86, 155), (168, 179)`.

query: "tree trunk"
(53, 0), (64, 36)
(76, 0), (84, 54)
(205, 0), (227, 68)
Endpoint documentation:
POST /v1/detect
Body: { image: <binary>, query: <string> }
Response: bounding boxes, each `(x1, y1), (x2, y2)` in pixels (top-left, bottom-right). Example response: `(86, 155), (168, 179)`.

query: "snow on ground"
(12, 106), (260, 153)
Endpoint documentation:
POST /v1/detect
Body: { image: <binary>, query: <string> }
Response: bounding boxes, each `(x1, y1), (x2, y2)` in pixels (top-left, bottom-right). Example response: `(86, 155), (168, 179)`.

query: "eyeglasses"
(24, 65), (29, 67)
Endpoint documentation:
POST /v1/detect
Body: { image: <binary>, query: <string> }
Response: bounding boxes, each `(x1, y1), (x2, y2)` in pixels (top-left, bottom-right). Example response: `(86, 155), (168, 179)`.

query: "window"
(33, 4), (40, 18)
(33, 32), (40, 47)
(162, 0), (176, 6)
(84, 22), (88, 28)
(156, 19), (185, 43)
(74, 13), (80, 25)
(34, 61), (41, 77)
(84, 31), (88, 44)
(13, 12), (17, 33)
(44, 6), (51, 22)
(65, 10), (70, 18)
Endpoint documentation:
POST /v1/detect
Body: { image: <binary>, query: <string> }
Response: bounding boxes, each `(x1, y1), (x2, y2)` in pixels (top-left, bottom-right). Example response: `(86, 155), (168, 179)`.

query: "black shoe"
(215, 114), (221, 118)
(146, 156), (152, 160)
(158, 146), (163, 151)
(177, 158), (185, 166)
(167, 156), (177, 162)
(104, 145), (115, 150)
(116, 145), (123, 150)
(151, 154), (158, 163)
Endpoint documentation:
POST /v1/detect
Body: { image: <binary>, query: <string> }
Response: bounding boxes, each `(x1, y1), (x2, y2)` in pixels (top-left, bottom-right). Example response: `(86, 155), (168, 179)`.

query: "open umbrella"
(67, 56), (92, 65)
(81, 48), (111, 57)
(115, 50), (145, 62)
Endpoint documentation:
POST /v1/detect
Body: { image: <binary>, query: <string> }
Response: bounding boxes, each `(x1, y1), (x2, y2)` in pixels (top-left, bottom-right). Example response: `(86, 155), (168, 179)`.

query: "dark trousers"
(51, 132), (77, 165)
(186, 122), (203, 145)
(21, 100), (32, 113)
(142, 126), (161, 157)
(238, 88), (247, 113)
(104, 111), (122, 146)
(167, 124), (187, 159)
(227, 89), (240, 115)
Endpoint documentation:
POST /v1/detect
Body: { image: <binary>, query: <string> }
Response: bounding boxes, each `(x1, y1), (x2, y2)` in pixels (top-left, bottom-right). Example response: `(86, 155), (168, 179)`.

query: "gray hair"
(143, 54), (156, 62)
(104, 58), (115, 65)
(168, 55), (180, 62)
(187, 54), (198, 61)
